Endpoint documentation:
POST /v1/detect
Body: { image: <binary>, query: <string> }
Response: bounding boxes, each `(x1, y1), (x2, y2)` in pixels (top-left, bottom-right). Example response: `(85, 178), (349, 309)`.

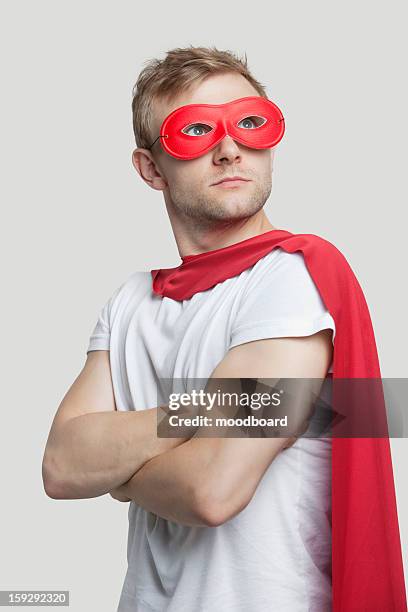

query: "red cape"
(151, 229), (407, 611)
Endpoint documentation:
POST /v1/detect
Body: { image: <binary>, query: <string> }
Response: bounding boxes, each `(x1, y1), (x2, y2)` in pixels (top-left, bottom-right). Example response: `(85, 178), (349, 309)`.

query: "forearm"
(117, 433), (288, 527)
(116, 437), (210, 527)
(44, 407), (187, 499)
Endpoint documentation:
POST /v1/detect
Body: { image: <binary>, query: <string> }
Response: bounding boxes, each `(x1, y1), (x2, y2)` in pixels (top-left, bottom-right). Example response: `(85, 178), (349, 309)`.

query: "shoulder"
(230, 235), (337, 350)
(291, 232), (353, 270)
(241, 231), (355, 314)
(256, 232), (354, 280)
(101, 271), (152, 321)
(112, 270), (152, 301)
(240, 243), (328, 314)
(121, 270), (152, 291)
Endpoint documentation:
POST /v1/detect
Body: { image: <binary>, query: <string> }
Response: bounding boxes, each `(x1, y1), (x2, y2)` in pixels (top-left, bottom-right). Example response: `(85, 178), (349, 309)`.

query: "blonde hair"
(131, 45), (268, 149)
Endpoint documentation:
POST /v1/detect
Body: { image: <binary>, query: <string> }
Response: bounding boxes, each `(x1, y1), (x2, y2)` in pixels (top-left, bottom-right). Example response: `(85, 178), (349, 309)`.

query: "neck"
(170, 210), (278, 259)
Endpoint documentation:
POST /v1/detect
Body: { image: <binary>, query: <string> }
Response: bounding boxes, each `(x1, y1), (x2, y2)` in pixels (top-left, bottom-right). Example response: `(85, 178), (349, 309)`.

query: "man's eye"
(237, 115), (267, 129)
(182, 123), (213, 137)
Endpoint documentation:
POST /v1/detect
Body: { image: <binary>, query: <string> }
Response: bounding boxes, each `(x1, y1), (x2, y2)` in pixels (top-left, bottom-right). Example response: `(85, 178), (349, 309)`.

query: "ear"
(132, 148), (168, 191)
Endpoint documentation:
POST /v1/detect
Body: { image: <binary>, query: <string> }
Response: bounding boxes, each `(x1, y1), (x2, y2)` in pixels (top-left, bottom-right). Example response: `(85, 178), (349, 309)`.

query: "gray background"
(1, 1), (407, 610)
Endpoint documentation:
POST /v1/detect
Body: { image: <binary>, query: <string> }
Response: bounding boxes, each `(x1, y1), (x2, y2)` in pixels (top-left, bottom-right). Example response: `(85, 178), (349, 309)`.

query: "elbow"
(199, 507), (229, 528)
(42, 452), (71, 500)
(194, 486), (251, 528)
(194, 497), (222, 527)
(43, 478), (65, 500)
(42, 461), (62, 499)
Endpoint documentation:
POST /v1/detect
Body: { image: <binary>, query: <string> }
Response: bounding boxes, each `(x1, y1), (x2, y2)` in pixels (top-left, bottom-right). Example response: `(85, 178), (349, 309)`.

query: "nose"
(212, 135), (242, 165)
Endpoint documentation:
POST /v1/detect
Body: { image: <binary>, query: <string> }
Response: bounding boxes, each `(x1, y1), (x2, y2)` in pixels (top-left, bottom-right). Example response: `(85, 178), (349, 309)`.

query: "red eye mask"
(151, 96), (285, 160)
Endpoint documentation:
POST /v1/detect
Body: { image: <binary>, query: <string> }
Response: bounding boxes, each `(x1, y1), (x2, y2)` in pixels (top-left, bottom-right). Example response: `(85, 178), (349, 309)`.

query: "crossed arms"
(42, 330), (333, 527)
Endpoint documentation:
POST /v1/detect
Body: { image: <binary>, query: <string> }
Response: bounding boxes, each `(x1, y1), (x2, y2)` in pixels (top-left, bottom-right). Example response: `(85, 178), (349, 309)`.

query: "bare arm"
(112, 329), (333, 527)
(42, 350), (190, 500)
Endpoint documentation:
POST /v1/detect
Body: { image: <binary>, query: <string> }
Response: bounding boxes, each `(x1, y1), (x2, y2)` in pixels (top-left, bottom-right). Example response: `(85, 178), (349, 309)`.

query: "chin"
(216, 199), (262, 218)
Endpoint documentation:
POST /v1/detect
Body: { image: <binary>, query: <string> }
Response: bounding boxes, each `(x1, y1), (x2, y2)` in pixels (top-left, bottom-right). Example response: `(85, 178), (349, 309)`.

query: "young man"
(42, 47), (406, 611)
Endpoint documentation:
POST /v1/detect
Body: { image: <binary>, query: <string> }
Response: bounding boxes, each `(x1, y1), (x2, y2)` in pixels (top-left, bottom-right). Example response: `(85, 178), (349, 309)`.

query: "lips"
(212, 176), (250, 185)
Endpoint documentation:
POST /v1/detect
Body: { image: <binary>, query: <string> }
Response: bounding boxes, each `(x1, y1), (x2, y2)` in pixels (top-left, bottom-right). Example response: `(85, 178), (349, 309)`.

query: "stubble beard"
(168, 177), (273, 230)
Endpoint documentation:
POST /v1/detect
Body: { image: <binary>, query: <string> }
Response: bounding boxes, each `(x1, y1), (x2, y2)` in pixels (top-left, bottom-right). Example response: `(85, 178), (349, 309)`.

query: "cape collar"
(151, 229), (292, 301)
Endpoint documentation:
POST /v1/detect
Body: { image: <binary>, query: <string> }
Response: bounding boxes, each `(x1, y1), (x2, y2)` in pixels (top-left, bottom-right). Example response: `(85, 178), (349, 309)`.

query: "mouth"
(211, 176), (251, 187)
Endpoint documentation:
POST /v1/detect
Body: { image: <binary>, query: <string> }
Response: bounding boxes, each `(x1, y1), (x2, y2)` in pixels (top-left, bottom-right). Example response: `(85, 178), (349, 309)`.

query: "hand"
(109, 484), (132, 502)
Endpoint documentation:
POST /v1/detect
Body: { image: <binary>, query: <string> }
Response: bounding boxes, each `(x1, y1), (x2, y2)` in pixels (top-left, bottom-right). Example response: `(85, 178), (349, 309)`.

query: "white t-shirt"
(87, 248), (336, 612)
